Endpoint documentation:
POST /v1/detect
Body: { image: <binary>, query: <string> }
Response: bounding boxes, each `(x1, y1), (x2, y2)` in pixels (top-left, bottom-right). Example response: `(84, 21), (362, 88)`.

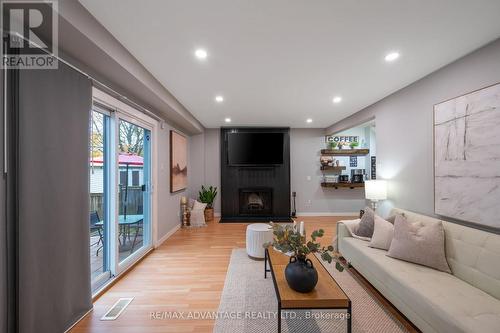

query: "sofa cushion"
(387, 215), (451, 273)
(369, 215), (394, 250)
(340, 237), (500, 333)
(385, 214), (401, 224)
(390, 208), (500, 300)
(357, 206), (375, 237)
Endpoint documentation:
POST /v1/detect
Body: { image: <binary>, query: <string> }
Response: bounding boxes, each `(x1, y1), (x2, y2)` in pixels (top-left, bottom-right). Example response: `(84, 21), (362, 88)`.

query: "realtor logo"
(1, 0), (58, 69)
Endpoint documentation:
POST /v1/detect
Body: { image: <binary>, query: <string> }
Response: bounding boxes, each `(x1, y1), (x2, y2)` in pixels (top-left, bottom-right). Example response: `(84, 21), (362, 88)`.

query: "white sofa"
(336, 208), (500, 333)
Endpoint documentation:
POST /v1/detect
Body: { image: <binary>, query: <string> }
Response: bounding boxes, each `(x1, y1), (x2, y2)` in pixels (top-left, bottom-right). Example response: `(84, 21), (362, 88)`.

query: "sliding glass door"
(116, 117), (151, 267)
(89, 107), (112, 291)
(89, 90), (156, 293)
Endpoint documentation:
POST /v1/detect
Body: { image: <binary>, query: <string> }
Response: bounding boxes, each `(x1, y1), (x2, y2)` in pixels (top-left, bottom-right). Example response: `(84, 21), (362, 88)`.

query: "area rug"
(213, 249), (408, 333)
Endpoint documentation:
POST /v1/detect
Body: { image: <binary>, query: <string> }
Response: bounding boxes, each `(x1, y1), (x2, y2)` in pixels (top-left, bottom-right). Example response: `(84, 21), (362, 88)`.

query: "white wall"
(186, 39), (500, 221)
(190, 128), (366, 216)
(326, 38), (500, 223)
(290, 129), (365, 215)
(58, 1), (204, 135)
(330, 125), (372, 179)
(188, 129), (221, 214)
(156, 124), (189, 238)
(204, 129), (221, 212)
(188, 133), (205, 203)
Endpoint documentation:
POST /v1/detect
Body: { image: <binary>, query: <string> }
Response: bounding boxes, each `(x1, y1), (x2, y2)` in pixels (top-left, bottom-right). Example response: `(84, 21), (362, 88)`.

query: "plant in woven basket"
(266, 222), (344, 272)
(198, 185), (218, 208)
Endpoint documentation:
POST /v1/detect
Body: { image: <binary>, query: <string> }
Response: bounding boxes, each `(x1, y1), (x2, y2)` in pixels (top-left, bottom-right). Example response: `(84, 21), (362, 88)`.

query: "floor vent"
(101, 297), (134, 321)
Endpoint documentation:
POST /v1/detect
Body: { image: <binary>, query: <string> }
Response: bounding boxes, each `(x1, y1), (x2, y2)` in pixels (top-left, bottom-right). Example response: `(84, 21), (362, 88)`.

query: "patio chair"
(130, 204), (144, 254)
(90, 211), (104, 256)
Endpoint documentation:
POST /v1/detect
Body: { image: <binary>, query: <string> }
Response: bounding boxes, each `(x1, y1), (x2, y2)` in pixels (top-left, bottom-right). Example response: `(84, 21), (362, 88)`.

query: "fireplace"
(220, 127), (291, 222)
(239, 188), (272, 216)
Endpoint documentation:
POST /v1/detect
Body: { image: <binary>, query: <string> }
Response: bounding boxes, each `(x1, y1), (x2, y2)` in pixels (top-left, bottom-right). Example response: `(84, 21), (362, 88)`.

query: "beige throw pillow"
(369, 215), (394, 250)
(190, 208), (207, 227)
(193, 200), (207, 211)
(387, 215), (451, 273)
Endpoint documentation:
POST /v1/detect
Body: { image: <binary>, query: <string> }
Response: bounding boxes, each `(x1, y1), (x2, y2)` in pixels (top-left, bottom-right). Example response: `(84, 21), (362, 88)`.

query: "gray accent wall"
(325, 38), (500, 219)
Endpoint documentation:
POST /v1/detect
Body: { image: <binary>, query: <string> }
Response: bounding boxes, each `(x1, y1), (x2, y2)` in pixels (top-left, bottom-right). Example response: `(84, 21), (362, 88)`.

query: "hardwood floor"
(71, 216), (417, 333)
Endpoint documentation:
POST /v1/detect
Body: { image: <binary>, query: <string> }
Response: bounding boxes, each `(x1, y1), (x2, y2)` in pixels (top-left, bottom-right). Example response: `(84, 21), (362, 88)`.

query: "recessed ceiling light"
(384, 51), (400, 62)
(332, 96), (342, 104)
(224, 118), (231, 123)
(306, 118), (313, 123)
(195, 48), (208, 59)
(215, 95), (224, 103)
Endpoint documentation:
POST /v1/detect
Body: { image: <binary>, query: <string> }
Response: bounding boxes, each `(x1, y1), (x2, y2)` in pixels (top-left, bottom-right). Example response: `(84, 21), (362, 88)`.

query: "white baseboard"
(155, 224), (180, 248)
(296, 212), (359, 217)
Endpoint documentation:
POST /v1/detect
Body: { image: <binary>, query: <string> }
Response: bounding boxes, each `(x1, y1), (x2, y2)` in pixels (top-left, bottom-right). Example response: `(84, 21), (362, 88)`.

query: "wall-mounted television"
(227, 132), (284, 165)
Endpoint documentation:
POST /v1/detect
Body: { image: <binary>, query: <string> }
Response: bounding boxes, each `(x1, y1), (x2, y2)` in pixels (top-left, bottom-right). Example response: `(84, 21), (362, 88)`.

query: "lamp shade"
(365, 180), (387, 201)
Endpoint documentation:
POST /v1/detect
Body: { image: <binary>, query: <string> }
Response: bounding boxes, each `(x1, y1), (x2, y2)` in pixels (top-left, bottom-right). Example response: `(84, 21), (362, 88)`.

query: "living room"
(1, 1), (500, 333)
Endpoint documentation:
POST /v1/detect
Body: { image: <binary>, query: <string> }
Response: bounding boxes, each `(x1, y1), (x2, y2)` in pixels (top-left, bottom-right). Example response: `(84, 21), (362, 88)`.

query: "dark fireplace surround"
(220, 128), (291, 222)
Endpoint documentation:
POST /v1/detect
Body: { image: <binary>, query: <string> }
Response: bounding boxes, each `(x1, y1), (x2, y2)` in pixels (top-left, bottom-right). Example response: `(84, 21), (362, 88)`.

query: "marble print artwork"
(434, 83), (500, 228)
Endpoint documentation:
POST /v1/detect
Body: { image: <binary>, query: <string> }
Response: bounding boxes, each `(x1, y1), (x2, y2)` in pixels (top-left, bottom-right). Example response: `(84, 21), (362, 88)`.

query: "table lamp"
(365, 180), (387, 210)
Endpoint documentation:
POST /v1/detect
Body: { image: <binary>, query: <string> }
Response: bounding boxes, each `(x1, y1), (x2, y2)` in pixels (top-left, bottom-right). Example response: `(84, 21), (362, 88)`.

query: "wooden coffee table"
(264, 248), (352, 333)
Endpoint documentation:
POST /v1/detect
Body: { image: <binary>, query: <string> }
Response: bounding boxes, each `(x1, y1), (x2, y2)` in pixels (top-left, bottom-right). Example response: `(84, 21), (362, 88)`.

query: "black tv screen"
(227, 132), (284, 165)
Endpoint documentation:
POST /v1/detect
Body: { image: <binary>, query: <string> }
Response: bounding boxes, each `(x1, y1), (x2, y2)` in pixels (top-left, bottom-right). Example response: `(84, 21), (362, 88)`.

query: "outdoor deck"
(90, 231), (143, 281)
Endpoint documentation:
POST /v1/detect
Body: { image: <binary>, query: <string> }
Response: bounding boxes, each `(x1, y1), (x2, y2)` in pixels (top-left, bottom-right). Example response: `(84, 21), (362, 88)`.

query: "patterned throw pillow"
(356, 207), (375, 238)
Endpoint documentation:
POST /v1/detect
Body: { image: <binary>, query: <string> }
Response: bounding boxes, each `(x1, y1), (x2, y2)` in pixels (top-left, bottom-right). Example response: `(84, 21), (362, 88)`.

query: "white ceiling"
(80, 0), (500, 128)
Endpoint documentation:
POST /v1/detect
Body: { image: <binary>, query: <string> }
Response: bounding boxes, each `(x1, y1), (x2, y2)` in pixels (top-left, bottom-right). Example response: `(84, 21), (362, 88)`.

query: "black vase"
(285, 255), (318, 293)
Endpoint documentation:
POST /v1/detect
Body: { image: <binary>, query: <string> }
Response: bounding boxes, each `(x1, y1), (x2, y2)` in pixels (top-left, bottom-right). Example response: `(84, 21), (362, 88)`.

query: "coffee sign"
(325, 135), (359, 143)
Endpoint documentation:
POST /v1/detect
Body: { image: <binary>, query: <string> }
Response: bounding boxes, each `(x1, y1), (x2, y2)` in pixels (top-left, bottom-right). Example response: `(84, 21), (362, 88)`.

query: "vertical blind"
(16, 61), (92, 332)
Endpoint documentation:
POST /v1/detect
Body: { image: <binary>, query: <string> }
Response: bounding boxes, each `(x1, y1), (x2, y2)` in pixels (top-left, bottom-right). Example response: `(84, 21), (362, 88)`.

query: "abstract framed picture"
(170, 130), (188, 193)
(434, 82), (500, 230)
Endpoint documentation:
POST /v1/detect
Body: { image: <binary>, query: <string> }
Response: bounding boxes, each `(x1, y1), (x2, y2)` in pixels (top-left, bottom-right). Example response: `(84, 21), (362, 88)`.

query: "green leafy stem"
(264, 222), (344, 272)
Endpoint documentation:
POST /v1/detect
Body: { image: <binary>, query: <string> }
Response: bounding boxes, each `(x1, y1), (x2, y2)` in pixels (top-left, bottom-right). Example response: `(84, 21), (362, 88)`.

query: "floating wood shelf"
(320, 165), (347, 172)
(321, 182), (365, 189)
(320, 149), (370, 156)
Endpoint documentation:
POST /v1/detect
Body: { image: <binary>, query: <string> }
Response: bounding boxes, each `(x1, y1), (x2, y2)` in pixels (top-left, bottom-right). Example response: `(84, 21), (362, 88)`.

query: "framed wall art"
(434, 82), (500, 230)
(170, 130), (188, 193)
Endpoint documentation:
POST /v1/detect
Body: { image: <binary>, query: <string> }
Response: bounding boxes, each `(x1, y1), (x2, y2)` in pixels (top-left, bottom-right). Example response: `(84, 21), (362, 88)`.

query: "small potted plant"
(328, 141), (338, 150)
(266, 222), (344, 293)
(349, 141), (359, 149)
(198, 185), (217, 222)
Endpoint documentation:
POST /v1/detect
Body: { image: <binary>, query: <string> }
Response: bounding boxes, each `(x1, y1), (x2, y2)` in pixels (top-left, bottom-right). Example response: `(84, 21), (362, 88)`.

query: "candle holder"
(180, 198), (190, 227)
